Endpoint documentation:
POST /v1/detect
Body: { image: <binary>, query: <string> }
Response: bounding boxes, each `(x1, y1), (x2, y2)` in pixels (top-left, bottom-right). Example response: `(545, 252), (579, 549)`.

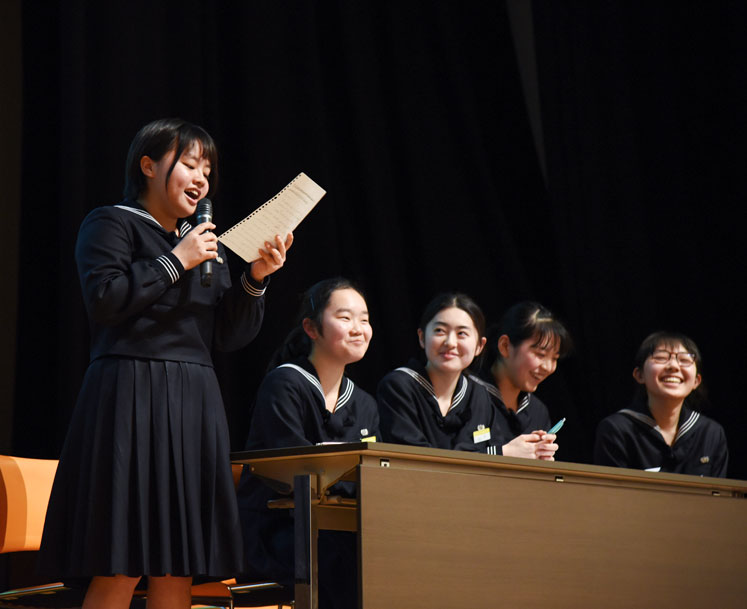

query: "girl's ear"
(475, 336), (487, 356)
(692, 373), (702, 391)
(632, 367), (644, 384)
(497, 334), (511, 359)
(140, 155), (156, 178)
(417, 328), (425, 350)
(302, 317), (319, 340)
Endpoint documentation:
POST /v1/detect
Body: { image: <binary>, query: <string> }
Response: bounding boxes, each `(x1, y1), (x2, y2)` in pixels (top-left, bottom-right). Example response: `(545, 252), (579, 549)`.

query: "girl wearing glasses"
(594, 331), (728, 477)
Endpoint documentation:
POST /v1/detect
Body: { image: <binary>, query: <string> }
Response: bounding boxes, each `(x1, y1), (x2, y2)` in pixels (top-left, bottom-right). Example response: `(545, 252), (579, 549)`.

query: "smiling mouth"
(661, 376), (683, 384)
(185, 188), (200, 201)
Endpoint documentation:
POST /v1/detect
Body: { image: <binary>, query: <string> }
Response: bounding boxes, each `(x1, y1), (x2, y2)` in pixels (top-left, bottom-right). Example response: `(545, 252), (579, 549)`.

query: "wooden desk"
(232, 443), (747, 609)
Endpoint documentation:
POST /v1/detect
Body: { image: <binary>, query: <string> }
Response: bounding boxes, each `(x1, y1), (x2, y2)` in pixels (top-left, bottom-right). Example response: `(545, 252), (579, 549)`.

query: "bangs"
(486, 301), (572, 365)
(634, 331), (702, 369)
(168, 124), (219, 196)
(123, 118), (219, 201)
(529, 317), (572, 358)
(176, 128), (218, 168)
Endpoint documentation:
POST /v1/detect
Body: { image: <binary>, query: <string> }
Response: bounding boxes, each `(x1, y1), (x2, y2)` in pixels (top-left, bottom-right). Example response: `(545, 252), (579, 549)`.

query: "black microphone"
(196, 198), (213, 287)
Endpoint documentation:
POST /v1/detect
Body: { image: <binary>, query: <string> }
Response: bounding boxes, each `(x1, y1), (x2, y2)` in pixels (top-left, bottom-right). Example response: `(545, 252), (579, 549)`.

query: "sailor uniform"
(40, 202), (266, 578)
(468, 373), (552, 438)
(377, 359), (501, 454)
(594, 399), (728, 477)
(237, 357), (378, 607)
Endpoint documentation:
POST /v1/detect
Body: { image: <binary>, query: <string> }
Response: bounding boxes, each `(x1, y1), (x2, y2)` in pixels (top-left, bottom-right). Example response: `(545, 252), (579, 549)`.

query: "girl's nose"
(540, 358), (556, 374)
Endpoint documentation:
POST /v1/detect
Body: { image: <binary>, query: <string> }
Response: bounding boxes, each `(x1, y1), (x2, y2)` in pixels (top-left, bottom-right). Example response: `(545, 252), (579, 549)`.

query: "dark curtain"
(533, 0), (747, 476)
(13, 1), (747, 478)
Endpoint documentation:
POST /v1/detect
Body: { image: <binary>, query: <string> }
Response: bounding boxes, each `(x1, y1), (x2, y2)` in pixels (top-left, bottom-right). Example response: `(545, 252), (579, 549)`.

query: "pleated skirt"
(38, 357), (243, 578)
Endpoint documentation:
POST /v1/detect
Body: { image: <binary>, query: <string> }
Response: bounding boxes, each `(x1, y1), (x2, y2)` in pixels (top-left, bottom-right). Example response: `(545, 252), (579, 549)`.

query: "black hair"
(123, 118), (218, 201)
(418, 292), (486, 338)
(632, 331), (702, 371)
(484, 301), (572, 366)
(268, 278), (365, 370)
(632, 331), (707, 408)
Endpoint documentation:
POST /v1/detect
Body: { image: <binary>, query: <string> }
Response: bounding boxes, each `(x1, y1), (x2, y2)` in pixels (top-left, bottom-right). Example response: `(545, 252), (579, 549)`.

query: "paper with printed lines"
(218, 172), (325, 263)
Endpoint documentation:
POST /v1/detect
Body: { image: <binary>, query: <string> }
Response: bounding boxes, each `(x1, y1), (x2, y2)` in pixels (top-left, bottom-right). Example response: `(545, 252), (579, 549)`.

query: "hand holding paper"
(249, 232), (294, 282)
(218, 172), (325, 263)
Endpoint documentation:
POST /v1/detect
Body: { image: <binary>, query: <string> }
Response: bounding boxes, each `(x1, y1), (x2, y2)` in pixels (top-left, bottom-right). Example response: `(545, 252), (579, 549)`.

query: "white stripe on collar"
(619, 408), (700, 444)
(467, 375), (529, 413)
(619, 409), (658, 429)
(114, 205), (193, 236)
(277, 363), (353, 412)
(114, 204), (161, 226)
(395, 367), (467, 412)
(675, 410), (699, 442)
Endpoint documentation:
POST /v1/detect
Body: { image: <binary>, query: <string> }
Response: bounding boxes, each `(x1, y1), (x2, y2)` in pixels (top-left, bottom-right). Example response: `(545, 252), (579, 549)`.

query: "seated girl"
(594, 331), (728, 477)
(237, 278), (378, 608)
(470, 301), (571, 460)
(377, 292), (557, 458)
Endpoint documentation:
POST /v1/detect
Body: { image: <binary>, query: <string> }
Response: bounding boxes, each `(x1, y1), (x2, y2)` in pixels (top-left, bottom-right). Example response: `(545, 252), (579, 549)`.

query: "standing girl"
(594, 331), (728, 476)
(472, 301), (571, 460)
(39, 118), (292, 609)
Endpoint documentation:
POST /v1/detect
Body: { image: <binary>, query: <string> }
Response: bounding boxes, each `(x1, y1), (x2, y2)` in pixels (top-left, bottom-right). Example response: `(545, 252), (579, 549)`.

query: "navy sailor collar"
(618, 399), (700, 445)
(468, 373), (530, 414)
(277, 357), (355, 413)
(396, 359), (469, 414)
(114, 200), (193, 238)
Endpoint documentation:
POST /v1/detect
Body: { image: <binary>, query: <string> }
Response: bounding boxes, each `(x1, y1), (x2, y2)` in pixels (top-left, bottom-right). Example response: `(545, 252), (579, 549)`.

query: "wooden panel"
(359, 462), (747, 609)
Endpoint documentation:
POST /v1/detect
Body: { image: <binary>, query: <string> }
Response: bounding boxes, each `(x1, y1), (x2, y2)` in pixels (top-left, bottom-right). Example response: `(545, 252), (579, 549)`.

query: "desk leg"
(294, 474), (318, 609)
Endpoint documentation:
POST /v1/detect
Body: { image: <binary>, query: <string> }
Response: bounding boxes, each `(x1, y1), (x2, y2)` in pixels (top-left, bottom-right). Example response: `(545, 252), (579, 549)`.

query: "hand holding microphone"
(171, 198), (218, 282)
(196, 198), (214, 287)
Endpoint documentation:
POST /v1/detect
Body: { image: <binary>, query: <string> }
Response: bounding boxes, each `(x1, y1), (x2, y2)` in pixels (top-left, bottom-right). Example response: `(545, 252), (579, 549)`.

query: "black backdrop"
(12, 1), (747, 479)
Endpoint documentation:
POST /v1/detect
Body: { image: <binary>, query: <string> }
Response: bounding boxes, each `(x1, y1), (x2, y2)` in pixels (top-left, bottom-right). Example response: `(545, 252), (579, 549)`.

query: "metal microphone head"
(196, 198), (213, 224)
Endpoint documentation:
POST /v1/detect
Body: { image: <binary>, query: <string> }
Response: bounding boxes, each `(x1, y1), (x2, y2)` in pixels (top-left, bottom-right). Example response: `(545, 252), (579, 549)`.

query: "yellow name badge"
(473, 427), (491, 443)
(361, 436), (377, 443)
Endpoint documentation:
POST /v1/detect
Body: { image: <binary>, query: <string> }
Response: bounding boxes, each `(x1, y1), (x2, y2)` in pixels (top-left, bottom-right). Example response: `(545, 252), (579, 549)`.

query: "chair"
(0, 457), (291, 609)
(134, 465), (293, 609)
(0, 455), (86, 608)
(183, 464), (293, 608)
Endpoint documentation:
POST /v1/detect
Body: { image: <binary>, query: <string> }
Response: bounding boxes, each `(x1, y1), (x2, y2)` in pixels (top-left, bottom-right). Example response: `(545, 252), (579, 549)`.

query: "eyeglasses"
(650, 350), (696, 367)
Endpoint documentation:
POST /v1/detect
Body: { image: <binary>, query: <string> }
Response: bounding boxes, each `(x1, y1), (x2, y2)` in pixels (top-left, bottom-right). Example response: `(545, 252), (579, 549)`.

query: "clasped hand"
(503, 431), (558, 461)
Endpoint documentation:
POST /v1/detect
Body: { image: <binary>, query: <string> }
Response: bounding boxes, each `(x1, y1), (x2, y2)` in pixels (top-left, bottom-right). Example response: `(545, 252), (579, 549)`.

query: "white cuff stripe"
(241, 273), (266, 296)
(156, 255), (179, 284)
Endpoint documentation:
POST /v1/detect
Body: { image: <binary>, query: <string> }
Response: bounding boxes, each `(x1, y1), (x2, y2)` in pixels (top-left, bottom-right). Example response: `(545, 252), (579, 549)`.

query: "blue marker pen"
(547, 418), (566, 435)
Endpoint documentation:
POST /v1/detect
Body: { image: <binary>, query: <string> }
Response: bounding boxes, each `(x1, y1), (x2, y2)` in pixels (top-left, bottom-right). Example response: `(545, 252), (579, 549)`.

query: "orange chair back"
(0, 455), (58, 553)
